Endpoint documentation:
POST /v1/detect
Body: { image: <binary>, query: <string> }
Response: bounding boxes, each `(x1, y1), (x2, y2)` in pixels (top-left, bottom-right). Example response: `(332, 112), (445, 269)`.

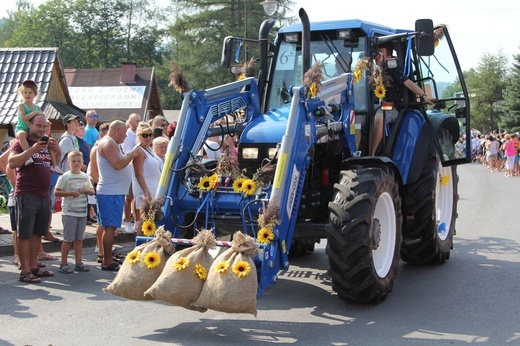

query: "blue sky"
(2, 0), (519, 71)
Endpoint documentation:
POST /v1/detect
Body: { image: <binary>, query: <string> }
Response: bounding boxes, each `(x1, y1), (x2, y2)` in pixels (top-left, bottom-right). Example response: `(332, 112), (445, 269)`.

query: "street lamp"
(260, 0), (279, 16)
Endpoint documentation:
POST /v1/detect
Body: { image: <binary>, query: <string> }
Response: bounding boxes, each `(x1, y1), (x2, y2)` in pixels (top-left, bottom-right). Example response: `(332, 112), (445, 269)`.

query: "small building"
(0, 47), (85, 144)
(64, 62), (163, 123)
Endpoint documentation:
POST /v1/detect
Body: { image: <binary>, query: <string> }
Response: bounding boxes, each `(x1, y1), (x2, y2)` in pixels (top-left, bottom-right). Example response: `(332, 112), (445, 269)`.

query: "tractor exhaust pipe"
(258, 19), (275, 105)
(299, 8), (310, 83)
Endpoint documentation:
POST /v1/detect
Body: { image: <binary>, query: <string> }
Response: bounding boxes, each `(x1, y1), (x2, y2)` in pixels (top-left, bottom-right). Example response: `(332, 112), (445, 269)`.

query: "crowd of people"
(0, 79), (194, 283)
(471, 132), (520, 177)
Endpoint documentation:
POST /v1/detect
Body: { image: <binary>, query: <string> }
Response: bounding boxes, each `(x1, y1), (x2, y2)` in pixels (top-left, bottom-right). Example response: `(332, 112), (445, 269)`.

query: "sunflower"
(216, 260), (230, 274)
(209, 174), (219, 186)
(143, 251), (161, 269)
(257, 227), (275, 244)
(194, 263), (207, 281)
(232, 260), (251, 278)
(141, 220), (157, 237)
(308, 82), (318, 99)
(233, 178), (246, 193)
(440, 175), (449, 186)
(353, 69), (362, 83)
(237, 73), (245, 81)
(173, 257), (190, 271)
(375, 85), (386, 99)
(198, 175), (215, 191)
(241, 179), (257, 196)
(125, 250), (141, 265)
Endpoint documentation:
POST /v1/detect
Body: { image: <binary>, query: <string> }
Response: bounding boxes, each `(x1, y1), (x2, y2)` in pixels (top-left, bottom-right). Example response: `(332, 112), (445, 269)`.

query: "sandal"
(19, 272), (41, 283)
(74, 263), (90, 272)
(97, 255), (104, 264)
(58, 264), (74, 274)
(31, 268), (54, 277)
(101, 263), (120, 271)
(38, 253), (58, 261)
(37, 261), (46, 268)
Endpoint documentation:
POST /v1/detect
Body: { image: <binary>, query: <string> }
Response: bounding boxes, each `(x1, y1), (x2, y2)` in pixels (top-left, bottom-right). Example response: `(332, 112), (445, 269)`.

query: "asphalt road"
(1, 162), (519, 345)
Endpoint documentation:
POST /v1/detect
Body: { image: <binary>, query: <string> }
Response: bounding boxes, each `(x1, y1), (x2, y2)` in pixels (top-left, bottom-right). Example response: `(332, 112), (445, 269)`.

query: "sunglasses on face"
(141, 133), (153, 138)
(89, 114), (99, 119)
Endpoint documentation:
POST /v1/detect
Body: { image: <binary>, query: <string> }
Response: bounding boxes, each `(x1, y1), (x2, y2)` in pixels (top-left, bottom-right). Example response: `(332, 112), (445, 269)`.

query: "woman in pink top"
(502, 134), (516, 177)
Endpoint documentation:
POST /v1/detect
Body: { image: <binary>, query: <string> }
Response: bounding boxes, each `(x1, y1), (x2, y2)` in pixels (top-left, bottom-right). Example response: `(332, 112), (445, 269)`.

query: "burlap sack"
(191, 231), (259, 316)
(103, 227), (175, 300)
(144, 230), (217, 311)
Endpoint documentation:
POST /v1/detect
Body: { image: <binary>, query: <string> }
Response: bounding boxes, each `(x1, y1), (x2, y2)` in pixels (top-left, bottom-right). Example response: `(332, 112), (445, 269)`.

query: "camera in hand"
(41, 135), (49, 144)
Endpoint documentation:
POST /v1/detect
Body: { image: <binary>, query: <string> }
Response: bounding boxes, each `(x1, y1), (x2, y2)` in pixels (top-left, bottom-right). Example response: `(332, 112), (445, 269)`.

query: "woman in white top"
(132, 122), (163, 234)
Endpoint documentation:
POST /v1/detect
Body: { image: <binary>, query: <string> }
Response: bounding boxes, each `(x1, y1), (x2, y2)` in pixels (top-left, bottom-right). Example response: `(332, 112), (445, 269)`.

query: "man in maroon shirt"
(9, 114), (60, 283)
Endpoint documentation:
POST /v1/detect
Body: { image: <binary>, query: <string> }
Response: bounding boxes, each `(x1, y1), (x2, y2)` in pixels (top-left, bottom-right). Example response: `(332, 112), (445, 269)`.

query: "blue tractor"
(147, 9), (470, 302)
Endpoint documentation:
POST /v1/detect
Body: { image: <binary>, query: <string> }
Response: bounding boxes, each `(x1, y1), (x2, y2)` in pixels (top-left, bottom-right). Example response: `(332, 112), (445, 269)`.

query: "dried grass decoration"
(144, 230), (217, 311)
(192, 231), (259, 316)
(103, 227), (174, 300)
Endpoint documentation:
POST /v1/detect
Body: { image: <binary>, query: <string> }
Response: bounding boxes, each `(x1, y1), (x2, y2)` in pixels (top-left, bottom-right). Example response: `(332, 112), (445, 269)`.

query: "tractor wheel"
(401, 152), (458, 264)
(326, 166), (402, 303)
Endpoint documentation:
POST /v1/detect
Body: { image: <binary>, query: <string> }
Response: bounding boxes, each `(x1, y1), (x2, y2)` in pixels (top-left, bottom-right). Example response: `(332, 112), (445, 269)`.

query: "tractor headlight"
(242, 148), (259, 159)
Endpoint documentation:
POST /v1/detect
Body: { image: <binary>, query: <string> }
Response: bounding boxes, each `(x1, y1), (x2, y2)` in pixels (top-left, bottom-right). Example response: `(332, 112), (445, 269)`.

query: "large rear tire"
(401, 152), (458, 264)
(326, 166), (402, 303)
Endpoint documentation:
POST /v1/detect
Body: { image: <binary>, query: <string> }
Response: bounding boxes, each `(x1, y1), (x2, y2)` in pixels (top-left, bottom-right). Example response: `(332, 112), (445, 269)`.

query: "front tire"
(326, 166), (402, 303)
(401, 152), (457, 264)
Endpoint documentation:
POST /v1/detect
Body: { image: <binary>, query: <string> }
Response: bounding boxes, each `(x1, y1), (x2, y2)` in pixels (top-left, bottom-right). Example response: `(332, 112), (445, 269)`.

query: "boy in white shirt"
(55, 150), (95, 274)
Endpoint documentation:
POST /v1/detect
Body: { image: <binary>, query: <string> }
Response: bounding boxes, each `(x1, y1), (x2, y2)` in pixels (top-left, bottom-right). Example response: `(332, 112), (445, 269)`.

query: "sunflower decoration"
(433, 27), (445, 48)
(125, 250), (142, 265)
(138, 197), (166, 238)
(232, 260), (251, 278)
(198, 174), (219, 191)
(216, 260), (230, 274)
(374, 84), (386, 100)
(173, 257), (190, 271)
(233, 177), (246, 193)
(143, 251), (161, 269)
(194, 263), (208, 281)
(168, 61), (190, 93)
(142, 220), (157, 237)
(240, 179), (257, 197)
(352, 57), (371, 84)
(257, 203), (280, 245)
(257, 227), (275, 244)
(303, 62), (323, 99)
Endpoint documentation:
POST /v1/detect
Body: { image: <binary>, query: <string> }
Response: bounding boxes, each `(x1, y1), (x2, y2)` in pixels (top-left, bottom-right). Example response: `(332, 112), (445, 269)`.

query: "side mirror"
(415, 19), (434, 56)
(221, 36), (237, 68)
(385, 58), (398, 69)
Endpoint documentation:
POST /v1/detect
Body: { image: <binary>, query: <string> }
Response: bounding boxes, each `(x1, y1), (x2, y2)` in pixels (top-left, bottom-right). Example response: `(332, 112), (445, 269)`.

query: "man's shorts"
(376, 108), (399, 124)
(15, 194), (50, 239)
(97, 194), (125, 228)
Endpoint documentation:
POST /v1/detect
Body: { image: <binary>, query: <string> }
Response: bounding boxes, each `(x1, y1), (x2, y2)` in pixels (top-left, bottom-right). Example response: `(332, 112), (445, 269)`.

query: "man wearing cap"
(83, 110), (100, 147)
(59, 114), (81, 173)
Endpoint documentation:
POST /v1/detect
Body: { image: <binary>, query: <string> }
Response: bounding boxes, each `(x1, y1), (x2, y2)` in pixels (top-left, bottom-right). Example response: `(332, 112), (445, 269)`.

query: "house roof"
(0, 47), (84, 127)
(65, 65), (163, 123)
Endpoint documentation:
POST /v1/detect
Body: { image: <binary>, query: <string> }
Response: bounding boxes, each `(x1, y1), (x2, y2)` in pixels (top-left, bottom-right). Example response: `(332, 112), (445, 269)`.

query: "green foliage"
(465, 51), (509, 133)
(499, 52), (520, 133)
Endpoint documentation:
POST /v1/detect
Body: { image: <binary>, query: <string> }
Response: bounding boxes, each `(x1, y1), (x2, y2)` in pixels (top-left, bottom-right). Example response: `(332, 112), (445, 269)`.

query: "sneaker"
(123, 222), (134, 234)
(50, 165), (65, 175)
(94, 246), (99, 254)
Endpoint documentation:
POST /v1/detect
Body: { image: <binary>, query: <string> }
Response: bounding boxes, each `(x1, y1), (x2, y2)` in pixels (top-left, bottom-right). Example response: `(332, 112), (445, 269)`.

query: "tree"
(163, 0), (294, 105)
(467, 51), (509, 133)
(499, 50), (520, 133)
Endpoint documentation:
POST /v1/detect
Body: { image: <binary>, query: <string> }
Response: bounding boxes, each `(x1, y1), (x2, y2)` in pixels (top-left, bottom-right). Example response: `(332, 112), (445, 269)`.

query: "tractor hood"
(239, 105), (290, 144)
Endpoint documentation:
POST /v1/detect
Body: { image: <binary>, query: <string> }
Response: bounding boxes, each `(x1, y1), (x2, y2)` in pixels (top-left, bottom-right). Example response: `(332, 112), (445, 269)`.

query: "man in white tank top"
(96, 120), (140, 271)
